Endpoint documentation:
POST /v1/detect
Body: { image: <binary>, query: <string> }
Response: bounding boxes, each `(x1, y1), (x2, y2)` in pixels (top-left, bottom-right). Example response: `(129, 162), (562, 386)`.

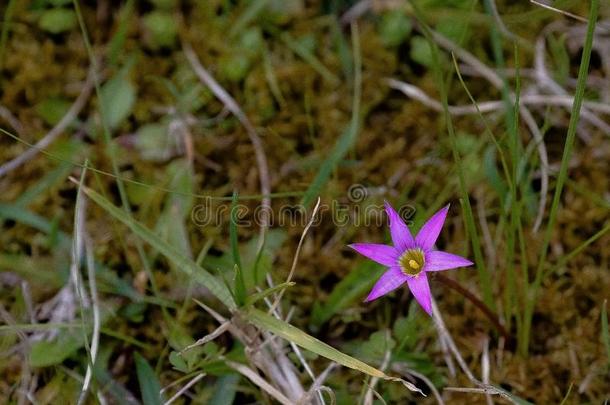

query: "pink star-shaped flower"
(349, 202), (473, 315)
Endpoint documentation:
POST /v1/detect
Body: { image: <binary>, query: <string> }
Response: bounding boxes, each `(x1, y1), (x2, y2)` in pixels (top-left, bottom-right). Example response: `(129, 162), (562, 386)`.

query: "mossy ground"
(1, 1), (609, 404)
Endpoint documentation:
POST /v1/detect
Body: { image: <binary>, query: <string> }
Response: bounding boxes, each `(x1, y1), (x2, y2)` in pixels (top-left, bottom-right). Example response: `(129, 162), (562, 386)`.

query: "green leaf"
(134, 123), (172, 162)
(203, 229), (286, 290)
(108, 1), (134, 65)
(393, 301), (429, 357)
(379, 10), (412, 47)
(245, 229), (286, 288)
(220, 52), (251, 82)
(100, 72), (136, 130)
(300, 118), (359, 208)
(142, 11), (177, 49)
(79, 184), (236, 309)
(436, 17), (469, 44)
(246, 307), (406, 383)
(359, 330), (395, 362)
(409, 36), (434, 67)
(135, 353), (164, 405)
(169, 351), (189, 373)
(229, 192), (243, 271)
(209, 374), (240, 405)
(310, 261), (384, 330)
(38, 8), (77, 34)
(30, 331), (84, 367)
(35, 97), (72, 126)
(239, 27), (264, 58)
(155, 160), (195, 273)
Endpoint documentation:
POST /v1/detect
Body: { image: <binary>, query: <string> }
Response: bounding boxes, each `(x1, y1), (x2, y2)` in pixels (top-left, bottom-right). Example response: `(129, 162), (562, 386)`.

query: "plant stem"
(434, 274), (512, 345)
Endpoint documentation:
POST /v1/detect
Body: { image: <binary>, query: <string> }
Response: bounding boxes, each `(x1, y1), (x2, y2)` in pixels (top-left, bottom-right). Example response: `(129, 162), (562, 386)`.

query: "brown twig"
(433, 273), (512, 344)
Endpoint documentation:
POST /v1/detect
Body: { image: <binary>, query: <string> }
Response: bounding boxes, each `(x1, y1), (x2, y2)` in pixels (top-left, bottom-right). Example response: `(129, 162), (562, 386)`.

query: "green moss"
(38, 8), (77, 34)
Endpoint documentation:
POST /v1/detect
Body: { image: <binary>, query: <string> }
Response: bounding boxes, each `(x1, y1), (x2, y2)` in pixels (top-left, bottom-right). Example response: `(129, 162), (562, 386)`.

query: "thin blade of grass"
(76, 182), (236, 309)
(15, 161), (73, 206)
(301, 22), (361, 208)
(504, 43), (524, 336)
(229, 0), (269, 38)
(545, 222), (610, 279)
(209, 374), (240, 405)
(412, 6), (495, 312)
(0, 126), (303, 202)
(245, 307), (423, 394)
(245, 282), (295, 307)
(278, 31), (340, 85)
(135, 352), (164, 405)
(521, 0), (599, 356)
(558, 383), (574, 405)
(602, 299), (610, 368)
(230, 191), (246, 305)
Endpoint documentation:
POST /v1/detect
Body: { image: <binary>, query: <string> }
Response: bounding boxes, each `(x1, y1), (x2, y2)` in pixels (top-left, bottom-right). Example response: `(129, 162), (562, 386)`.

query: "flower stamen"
(399, 249), (425, 276)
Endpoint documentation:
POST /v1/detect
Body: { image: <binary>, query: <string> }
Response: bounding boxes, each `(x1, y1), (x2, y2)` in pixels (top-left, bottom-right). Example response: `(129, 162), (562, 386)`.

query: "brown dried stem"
(433, 273), (511, 344)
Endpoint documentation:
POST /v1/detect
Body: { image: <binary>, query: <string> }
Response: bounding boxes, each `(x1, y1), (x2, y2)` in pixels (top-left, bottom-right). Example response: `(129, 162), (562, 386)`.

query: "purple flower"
(349, 202), (473, 315)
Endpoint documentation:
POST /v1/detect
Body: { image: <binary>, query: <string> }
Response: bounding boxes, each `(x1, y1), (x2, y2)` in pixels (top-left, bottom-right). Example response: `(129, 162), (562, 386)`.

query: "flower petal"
(365, 267), (408, 302)
(415, 204), (450, 250)
(349, 243), (399, 266)
(425, 250), (473, 272)
(385, 201), (415, 251)
(406, 274), (432, 315)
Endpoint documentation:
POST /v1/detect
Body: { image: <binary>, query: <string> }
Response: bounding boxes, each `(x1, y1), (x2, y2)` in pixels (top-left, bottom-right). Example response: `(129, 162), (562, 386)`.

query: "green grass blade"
(558, 383), (574, 405)
(412, 6), (495, 312)
(521, 0), (599, 356)
(209, 374), (240, 405)
(71, 0), (173, 325)
(602, 300), (610, 368)
(230, 0), (269, 38)
(15, 162), (73, 207)
(245, 282), (295, 307)
(245, 307), (421, 393)
(300, 23), (361, 207)
(0, 203), (61, 237)
(0, 126), (304, 203)
(108, 0), (134, 66)
(135, 353), (164, 405)
(79, 183), (236, 309)
(545, 222), (610, 279)
(230, 191), (246, 305)
(491, 385), (534, 405)
(279, 32), (339, 85)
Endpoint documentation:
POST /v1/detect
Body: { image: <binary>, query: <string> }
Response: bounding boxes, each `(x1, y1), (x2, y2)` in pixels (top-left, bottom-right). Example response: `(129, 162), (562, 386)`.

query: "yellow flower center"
(399, 248), (425, 276)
